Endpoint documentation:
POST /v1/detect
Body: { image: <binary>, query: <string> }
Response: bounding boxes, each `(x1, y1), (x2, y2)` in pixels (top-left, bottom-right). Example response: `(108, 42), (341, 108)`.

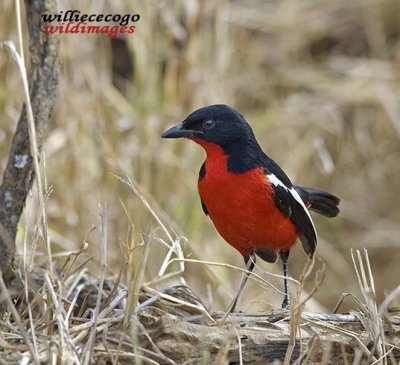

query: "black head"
(162, 104), (267, 173)
(161, 104), (256, 147)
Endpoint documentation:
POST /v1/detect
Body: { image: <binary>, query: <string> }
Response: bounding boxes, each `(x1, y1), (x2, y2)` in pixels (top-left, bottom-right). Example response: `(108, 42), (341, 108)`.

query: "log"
(134, 286), (400, 364)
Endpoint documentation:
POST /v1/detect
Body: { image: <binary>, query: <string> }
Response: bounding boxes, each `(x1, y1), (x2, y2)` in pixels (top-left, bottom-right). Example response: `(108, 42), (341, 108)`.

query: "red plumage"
(196, 140), (298, 257)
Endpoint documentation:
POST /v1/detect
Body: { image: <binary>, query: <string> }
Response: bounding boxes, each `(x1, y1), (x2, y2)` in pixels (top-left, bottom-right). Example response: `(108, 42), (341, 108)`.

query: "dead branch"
(133, 286), (400, 364)
(0, 0), (59, 284)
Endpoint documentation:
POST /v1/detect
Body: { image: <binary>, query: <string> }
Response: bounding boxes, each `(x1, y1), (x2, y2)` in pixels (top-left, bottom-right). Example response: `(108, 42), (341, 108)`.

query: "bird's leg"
(219, 253), (256, 323)
(280, 250), (290, 309)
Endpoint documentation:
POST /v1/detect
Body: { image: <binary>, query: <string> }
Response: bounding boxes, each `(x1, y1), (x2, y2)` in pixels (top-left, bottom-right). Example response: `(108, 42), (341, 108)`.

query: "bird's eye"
(203, 120), (216, 130)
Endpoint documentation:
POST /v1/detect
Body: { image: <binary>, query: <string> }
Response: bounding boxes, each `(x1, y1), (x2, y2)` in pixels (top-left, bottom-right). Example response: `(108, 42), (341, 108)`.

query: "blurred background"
(1, 0), (399, 313)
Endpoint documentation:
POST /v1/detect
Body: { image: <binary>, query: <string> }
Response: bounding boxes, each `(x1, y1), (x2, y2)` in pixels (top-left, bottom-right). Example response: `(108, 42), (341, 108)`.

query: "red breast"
(195, 139), (299, 256)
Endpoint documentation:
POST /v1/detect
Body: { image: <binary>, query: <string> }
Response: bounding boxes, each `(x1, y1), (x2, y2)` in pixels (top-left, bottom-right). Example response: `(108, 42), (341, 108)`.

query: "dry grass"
(1, 0), (400, 363)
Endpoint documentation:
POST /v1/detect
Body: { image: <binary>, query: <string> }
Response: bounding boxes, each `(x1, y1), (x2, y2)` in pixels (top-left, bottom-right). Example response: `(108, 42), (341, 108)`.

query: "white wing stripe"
(267, 174), (317, 236)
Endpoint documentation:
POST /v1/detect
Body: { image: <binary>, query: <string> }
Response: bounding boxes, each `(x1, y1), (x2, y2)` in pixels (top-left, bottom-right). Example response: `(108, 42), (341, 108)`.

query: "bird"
(161, 104), (340, 311)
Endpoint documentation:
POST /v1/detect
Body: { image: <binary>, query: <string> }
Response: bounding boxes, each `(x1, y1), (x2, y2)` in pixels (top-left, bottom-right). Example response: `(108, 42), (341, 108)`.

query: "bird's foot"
(281, 297), (290, 310)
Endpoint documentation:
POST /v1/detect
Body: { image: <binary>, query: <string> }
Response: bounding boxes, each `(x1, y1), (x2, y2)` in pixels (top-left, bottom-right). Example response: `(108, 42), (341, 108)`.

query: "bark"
(0, 0), (59, 284)
(134, 286), (400, 364)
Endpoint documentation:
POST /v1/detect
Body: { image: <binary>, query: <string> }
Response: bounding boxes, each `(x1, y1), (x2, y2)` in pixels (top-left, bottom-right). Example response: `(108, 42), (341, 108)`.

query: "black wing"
(199, 162), (206, 179)
(199, 162), (208, 216)
(262, 160), (317, 256)
(201, 199), (208, 216)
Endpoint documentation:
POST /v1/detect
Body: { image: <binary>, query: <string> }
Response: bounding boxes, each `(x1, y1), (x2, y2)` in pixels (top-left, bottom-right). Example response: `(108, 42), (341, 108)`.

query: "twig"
(0, 270), (40, 365)
(82, 206), (108, 364)
(114, 174), (186, 276)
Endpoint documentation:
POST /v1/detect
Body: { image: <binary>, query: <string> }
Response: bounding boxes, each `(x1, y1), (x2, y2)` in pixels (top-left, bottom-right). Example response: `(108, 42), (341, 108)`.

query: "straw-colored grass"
(1, 0), (400, 363)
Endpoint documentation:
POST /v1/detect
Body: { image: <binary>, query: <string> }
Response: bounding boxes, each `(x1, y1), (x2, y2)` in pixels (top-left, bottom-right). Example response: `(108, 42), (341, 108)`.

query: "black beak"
(161, 122), (196, 139)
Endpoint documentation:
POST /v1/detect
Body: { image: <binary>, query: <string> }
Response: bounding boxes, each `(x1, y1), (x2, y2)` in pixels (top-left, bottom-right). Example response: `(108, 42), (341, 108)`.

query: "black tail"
(295, 186), (340, 218)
